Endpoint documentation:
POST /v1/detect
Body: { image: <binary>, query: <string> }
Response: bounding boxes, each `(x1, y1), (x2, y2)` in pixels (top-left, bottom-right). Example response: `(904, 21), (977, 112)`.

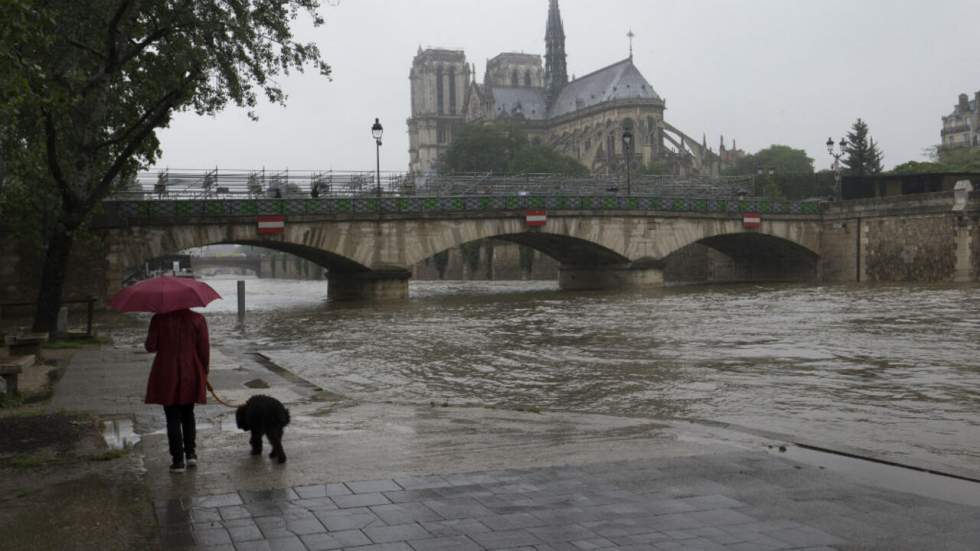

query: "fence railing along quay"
(113, 169), (764, 201)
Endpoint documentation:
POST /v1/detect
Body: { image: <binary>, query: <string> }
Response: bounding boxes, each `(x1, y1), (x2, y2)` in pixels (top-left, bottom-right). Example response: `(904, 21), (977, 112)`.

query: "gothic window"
(448, 67), (457, 114)
(437, 122), (446, 144)
(524, 70), (532, 87)
(436, 66), (444, 114)
(511, 69), (519, 87)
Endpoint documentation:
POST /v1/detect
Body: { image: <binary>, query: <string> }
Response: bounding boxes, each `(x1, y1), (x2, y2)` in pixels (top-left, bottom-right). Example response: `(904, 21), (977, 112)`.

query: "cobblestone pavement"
(157, 452), (980, 551)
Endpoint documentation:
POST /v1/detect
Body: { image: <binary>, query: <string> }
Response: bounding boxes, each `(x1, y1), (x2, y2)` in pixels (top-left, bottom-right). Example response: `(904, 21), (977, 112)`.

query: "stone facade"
(941, 91), (980, 150)
(407, 0), (742, 177)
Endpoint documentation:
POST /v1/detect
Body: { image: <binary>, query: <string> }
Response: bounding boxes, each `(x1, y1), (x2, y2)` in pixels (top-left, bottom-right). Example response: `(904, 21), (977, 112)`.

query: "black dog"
(235, 395), (291, 463)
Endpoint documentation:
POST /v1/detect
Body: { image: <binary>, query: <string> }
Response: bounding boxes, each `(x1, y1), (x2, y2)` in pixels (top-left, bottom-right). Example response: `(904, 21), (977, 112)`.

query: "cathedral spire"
(544, 0), (568, 105)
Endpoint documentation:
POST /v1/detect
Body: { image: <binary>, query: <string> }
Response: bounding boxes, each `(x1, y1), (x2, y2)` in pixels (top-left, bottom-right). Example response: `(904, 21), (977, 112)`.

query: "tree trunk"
(32, 226), (75, 333)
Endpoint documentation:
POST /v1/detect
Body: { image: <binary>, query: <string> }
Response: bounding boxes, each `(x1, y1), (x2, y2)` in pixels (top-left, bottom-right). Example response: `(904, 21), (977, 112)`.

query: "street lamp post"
(622, 129), (634, 195)
(372, 118), (384, 206)
(826, 136), (847, 200)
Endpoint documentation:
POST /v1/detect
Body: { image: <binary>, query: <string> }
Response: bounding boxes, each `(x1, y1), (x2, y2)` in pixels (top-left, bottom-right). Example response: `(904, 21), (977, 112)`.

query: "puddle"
(769, 444), (980, 508)
(101, 418), (141, 450)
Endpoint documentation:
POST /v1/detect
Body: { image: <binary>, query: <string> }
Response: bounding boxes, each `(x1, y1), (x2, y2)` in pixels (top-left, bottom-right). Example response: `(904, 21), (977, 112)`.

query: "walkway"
(52, 347), (980, 550)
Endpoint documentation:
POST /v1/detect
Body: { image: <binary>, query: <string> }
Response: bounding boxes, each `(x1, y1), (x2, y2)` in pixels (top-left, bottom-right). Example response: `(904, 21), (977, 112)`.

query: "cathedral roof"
(491, 87), (548, 120)
(548, 58), (662, 118)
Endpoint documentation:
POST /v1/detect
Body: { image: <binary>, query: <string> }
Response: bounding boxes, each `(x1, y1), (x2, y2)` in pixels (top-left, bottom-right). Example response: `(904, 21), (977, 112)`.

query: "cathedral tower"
(408, 48), (470, 174)
(544, 0), (569, 105)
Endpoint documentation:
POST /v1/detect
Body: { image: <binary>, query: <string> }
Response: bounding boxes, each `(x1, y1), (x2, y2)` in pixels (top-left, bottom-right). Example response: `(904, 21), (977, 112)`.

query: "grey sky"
(154, 0), (980, 173)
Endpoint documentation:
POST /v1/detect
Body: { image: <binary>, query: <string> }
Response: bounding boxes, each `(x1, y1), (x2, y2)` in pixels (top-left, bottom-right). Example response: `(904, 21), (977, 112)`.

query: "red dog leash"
(206, 380), (237, 408)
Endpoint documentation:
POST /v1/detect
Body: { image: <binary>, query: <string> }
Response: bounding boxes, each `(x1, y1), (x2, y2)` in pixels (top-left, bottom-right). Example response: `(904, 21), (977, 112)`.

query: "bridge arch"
(664, 231), (820, 284)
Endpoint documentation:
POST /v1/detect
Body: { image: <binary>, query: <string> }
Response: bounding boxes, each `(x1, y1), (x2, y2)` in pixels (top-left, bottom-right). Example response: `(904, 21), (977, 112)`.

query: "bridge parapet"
(95, 194), (824, 228)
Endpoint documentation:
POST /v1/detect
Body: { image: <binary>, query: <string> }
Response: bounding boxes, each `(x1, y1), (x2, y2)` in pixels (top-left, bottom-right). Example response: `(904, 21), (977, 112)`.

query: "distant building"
(407, 0), (742, 177)
(941, 92), (980, 150)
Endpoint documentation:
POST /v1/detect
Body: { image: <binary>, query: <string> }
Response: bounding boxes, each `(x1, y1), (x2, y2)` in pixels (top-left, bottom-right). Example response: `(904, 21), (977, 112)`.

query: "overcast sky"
(153, 0), (980, 173)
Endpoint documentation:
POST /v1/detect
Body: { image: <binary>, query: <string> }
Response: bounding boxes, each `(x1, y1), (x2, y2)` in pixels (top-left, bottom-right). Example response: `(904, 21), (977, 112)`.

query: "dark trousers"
(163, 404), (196, 461)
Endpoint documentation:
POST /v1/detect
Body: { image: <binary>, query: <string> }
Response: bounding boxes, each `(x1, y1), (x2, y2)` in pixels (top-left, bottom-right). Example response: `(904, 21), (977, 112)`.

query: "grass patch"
(6, 453), (56, 469)
(88, 449), (129, 462)
(42, 335), (106, 349)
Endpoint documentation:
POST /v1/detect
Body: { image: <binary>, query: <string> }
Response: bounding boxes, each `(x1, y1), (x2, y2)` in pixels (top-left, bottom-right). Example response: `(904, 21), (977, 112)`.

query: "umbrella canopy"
(110, 276), (221, 314)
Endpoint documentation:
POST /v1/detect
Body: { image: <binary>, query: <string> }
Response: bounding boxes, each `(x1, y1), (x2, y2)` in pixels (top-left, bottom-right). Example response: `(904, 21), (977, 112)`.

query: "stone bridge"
(5, 189), (977, 304)
(94, 193), (825, 300)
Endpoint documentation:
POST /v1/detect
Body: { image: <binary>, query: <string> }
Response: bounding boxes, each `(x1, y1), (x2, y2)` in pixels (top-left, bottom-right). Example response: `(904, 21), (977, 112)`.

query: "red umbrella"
(110, 276), (222, 314)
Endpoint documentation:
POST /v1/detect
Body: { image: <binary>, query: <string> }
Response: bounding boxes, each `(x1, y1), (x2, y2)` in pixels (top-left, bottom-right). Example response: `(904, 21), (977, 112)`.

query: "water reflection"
(108, 277), (980, 475)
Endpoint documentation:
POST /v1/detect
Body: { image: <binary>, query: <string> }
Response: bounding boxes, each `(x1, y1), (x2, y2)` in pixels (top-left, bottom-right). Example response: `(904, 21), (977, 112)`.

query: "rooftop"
(549, 58), (663, 118)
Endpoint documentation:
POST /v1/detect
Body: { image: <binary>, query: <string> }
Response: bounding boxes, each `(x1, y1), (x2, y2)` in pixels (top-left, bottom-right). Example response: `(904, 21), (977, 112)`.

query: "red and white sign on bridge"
(742, 212), (762, 230)
(257, 215), (286, 235)
(526, 210), (547, 227)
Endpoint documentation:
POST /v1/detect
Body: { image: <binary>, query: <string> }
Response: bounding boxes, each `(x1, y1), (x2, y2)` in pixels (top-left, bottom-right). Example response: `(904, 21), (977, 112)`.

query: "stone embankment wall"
(820, 191), (980, 283)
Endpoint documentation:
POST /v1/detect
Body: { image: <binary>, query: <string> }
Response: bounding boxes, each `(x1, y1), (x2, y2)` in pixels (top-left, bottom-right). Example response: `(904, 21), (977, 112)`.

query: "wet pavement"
(48, 347), (980, 549)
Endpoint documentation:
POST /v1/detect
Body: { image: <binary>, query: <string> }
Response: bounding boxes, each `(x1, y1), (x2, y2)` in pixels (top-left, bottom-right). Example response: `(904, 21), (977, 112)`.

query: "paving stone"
(392, 475), (451, 490)
(227, 523), (264, 542)
(294, 497), (340, 512)
(193, 526), (232, 546)
(240, 488), (300, 503)
(314, 508), (386, 531)
(191, 507), (222, 523)
(235, 535), (308, 551)
(333, 492), (392, 509)
(527, 523), (600, 543)
(404, 535), (483, 551)
(418, 518), (493, 537)
(369, 502), (443, 524)
(479, 512), (548, 531)
(247, 501), (289, 518)
(219, 505), (252, 520)
(470, 529), (543, 549)
(285, 516), (328, 535)
(191, 493), (244, 509)
(346, 479), (404, 494)
(255, 516), (293, 539)
(674, 495), (745, 511)
(383, 489), (445, 504)
(685, 508), (757, 527)
(363, 522), (430, 543)
(301, 529), (372, 550)
(341, 543), (413, 551)
(295, 484), (330, 499)
(423, 497), (495, 519)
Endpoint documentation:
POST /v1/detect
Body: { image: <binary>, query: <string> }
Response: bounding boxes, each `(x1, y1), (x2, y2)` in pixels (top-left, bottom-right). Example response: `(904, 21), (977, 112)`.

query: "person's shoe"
(169, 461), (186, 473)
(186, 454), (197, 468)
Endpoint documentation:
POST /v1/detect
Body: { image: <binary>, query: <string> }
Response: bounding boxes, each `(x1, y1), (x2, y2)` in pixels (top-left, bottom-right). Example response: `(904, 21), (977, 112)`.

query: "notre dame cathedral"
(407, 0), (743, 177)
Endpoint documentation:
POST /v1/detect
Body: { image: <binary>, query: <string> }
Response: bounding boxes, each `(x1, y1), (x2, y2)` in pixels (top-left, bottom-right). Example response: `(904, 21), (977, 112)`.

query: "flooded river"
(114, 278), (980, 476)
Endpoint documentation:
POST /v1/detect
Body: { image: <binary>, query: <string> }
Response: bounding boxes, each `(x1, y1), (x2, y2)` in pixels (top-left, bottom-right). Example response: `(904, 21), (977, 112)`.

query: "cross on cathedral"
(627, 29), (635, 58)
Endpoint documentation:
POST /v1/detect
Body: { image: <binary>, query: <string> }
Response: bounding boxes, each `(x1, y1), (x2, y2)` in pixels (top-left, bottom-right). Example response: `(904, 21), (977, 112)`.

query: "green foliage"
(723, 145), (814, 176)
(638, 160), (672, 176)
(937, 147), (980, 172)
(0, 0), (330, 331)
(843, 118), (884, 176)
(439, 123), (588, 176)
(891, 147), (980, 174)
(890, 161), (950, 174)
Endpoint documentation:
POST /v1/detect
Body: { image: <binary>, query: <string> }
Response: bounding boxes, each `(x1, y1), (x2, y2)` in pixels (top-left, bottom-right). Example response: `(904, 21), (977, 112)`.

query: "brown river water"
(110, 278), (980, 476)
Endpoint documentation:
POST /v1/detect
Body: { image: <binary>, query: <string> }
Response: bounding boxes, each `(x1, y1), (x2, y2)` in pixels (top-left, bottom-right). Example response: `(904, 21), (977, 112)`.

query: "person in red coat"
(145, 308), (210, 472)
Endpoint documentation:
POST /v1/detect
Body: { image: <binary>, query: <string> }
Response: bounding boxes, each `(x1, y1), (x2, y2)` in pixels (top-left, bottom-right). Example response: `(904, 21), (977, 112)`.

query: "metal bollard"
(237, 280), (246, 325)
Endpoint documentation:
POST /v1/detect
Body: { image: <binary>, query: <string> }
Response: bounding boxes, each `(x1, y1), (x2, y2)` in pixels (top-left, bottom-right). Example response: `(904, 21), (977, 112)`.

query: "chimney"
(959, 93), (969, 112)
